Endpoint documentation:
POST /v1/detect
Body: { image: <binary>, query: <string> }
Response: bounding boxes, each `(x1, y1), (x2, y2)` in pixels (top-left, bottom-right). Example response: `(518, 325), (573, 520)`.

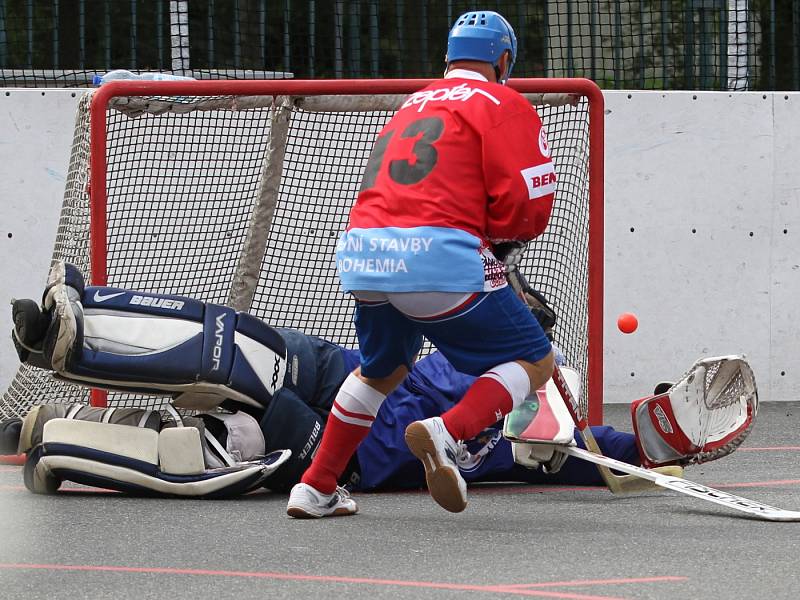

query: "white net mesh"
(0, 81), (601, 421)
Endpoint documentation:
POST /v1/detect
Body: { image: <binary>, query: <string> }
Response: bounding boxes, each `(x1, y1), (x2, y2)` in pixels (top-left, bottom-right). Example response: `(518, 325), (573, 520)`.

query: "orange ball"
(617, 312), (638, 334)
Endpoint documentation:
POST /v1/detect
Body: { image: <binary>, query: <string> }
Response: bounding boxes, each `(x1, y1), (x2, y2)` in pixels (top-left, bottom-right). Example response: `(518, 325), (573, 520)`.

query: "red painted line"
(0, 454), (25, 466)
(502, 576), (687, 589)
(711, 479), (800, 489)
(0, 484), (27, 492)
(0, 563), (635, 600)
(740, 447), (800, 452)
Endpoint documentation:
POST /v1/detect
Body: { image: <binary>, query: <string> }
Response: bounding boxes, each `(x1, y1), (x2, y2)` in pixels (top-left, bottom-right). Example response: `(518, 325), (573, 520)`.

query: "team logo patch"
(93, 290), (125, 303)
(520, 163), (557, 200)
(539, 128), (551, 157)
(653, 404), (674, 434)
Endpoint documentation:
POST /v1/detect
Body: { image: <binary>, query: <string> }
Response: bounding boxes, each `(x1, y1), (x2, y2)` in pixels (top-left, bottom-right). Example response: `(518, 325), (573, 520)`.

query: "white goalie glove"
(504, 356), (758, 473)
(631, 355), (758, 468)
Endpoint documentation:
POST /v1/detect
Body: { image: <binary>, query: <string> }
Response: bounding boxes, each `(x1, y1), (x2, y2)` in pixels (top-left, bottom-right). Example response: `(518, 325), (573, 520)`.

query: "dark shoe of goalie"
(0, 418), (22, 455)
(12, 261), (85, 373)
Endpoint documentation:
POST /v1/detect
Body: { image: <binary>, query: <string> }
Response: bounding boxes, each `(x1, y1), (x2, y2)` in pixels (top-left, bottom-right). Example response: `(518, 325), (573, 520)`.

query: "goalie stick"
(503, 267), (679, 493)
(549, 363), (683, 494)
(563, 445), (800, 522)
(503, 271), (798, 520)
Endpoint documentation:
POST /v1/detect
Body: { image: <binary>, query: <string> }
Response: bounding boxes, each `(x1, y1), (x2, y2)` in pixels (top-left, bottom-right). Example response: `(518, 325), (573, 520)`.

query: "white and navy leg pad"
(63, 286), (287, 411)
(23, 417), (291, 498)
(331, 373), (386, 428)
(482, 361), (531, 410)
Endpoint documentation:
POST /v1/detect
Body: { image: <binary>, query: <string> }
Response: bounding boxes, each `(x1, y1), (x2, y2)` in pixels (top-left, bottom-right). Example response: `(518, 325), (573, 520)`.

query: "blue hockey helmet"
(446, 11), (517, 83)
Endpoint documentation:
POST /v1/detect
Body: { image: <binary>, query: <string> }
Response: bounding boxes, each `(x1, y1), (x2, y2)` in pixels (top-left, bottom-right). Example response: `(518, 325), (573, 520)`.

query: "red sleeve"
(481, 104), (555, 242)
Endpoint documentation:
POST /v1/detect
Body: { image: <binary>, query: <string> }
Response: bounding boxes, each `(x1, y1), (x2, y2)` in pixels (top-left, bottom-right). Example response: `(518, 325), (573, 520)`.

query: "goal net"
(0, 79), (604, 424)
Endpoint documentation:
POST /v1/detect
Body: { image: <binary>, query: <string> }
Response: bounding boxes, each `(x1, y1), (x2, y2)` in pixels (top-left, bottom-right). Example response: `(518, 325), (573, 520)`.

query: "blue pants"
(355, 286), (552, 378)
(353, 351), (640, 490)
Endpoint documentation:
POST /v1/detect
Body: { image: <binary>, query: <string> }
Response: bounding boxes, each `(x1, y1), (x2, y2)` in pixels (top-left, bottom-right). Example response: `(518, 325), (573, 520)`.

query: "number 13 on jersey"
(359, 117), (445, 191)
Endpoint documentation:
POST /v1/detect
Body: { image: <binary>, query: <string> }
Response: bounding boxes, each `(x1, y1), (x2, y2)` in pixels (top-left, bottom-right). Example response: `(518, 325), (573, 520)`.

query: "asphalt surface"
(1, 402), (799, 600)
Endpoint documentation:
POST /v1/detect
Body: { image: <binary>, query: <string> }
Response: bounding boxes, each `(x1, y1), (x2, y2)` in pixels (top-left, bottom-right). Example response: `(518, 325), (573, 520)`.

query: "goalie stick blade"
(564, 446), (800, 522)
(502, 432), (681, 494)
(574, 423), (672, 494)
(603, 465), (684, 494)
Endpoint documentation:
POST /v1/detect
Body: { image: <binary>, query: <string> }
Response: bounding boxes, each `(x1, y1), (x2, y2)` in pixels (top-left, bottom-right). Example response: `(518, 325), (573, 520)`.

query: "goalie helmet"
(446, 11), (517, 83)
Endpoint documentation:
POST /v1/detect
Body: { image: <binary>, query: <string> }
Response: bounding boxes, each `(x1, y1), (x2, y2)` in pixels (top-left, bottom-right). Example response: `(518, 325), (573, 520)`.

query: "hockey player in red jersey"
(288, 10), (558, 517)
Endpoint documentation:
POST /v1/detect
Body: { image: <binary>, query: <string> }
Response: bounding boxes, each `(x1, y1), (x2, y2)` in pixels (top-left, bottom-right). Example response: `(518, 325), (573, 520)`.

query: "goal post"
(1, 78), (605, 425)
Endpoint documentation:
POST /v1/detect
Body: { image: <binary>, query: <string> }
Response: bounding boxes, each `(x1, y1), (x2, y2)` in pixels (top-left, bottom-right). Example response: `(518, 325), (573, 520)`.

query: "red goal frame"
(87, 78), (605, 425)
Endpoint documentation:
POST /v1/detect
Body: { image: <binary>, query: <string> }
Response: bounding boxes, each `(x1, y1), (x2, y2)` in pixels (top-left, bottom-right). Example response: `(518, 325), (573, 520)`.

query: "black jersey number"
(359, 117), (444, 191)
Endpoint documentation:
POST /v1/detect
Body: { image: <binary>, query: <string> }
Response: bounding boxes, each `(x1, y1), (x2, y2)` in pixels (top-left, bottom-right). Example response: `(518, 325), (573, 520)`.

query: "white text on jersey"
(402, 82), (501, 113)
(337, 235), (433, 254)
(520, 163), (557, 200)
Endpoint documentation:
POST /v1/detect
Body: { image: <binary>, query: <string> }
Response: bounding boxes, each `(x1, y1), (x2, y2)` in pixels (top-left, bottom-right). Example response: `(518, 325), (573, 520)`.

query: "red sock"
(441, 376), (514, 441)
(301, 412), (371, 494)
(300, 372), (385, 494)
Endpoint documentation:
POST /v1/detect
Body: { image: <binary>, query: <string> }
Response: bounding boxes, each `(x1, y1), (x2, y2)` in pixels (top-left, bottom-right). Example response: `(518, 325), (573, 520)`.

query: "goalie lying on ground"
(1, 262), (757, 501)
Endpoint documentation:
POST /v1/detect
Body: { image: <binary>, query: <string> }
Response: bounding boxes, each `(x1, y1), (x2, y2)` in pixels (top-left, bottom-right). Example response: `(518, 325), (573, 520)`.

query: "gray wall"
(0, 89), (797, 405)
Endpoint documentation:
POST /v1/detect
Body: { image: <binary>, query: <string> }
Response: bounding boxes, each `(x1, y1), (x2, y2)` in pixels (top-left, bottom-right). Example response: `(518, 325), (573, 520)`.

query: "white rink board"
(604, 91), (799, 404)
(1, 89), (799, 405)
(0, 89), (85, 389)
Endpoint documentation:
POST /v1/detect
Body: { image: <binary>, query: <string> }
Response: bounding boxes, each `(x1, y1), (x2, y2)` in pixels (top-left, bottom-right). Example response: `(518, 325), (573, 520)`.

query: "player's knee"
(355, 364), (409, 395)
(519, 351), (555, 391)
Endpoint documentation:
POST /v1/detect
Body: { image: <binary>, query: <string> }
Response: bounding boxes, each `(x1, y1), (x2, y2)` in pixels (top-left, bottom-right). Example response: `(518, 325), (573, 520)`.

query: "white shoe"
(404, 417), (467, 513)
(286, 483), (358, 518)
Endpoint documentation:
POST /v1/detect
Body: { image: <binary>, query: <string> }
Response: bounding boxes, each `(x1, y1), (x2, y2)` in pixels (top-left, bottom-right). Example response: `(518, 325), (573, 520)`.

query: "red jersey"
(337, 70), (555, 293)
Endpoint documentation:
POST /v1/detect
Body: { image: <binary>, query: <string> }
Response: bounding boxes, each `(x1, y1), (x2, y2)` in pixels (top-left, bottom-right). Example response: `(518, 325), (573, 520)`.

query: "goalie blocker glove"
(503, 367), (580, 474)
(631, 355), (758, 468)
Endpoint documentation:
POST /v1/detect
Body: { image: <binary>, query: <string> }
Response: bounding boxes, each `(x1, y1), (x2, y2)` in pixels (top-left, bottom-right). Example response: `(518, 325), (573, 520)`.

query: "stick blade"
(565, 446), (800, 522)
(610, 465), (685, 494)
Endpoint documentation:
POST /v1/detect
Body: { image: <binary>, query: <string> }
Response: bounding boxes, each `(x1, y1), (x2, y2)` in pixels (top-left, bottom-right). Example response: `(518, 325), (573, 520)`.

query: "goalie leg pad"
(75, 289), (286, 410)
(504, 367), (579, 474)
(23, 417), (291, 498)
(16, 262), (288, 412)
(17, 404), (162, 454)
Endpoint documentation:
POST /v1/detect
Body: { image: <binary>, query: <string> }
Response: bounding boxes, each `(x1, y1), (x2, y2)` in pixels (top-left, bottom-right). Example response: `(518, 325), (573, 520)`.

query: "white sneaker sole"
(286, 504), (356, 519)
(405, 421), (467, 513)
